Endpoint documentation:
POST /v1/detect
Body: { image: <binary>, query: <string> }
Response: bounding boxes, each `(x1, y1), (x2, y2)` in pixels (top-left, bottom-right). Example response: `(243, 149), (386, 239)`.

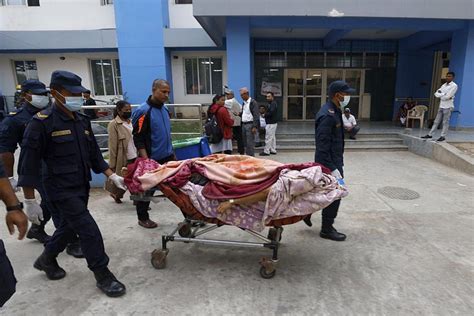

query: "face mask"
(121, 111), (131, 120)
(30, 95), (50, 109)
(340, 95), (351, 108)
(56, 91), (84, 112)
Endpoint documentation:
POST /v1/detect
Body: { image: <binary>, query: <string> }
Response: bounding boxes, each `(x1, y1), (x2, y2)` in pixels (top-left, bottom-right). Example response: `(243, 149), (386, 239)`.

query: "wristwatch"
(6, 202), (23, 212)
(229, 199), (235, 204)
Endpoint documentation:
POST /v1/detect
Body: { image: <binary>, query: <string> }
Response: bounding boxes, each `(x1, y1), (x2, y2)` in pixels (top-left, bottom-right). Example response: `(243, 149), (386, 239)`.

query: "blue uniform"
(314, 100), (345, 226)
(314, 101), (345, 176)
(18, 104), (110, 271)
(0, 102), (55, 226)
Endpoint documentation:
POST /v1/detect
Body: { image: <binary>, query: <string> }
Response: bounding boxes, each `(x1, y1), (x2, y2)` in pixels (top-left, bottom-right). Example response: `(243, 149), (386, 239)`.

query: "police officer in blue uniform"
(18, 71), (127, 297)
(0, 80), (52, 243)
(305, 80), (354, 241)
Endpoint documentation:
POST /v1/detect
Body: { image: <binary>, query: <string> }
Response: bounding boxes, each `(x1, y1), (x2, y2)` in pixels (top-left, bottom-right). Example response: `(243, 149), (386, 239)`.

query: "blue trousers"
(0, 240), (16, 307)
(45, 195), (109, 272)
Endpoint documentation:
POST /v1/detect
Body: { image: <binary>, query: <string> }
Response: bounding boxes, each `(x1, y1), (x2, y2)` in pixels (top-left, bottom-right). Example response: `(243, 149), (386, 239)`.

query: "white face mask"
(30, 95), (50, 109)
(340, 95), (351, 108)
(56, 91), (84, 112)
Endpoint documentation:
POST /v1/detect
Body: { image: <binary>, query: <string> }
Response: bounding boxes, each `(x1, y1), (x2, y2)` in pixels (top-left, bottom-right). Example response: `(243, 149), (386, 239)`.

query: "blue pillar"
(226, 17), (252, 103)
(393, 48), (434, 119)
(114, 0), (171, 104)
(449, 21), (474, 128)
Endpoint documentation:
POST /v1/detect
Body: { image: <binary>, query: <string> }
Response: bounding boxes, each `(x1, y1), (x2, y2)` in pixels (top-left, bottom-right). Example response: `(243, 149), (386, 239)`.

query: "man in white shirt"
(342, 108), (360, 140)
(422, 72), (458, 142)
(224, 88), (244, 154)
(239, 87), (260, 156)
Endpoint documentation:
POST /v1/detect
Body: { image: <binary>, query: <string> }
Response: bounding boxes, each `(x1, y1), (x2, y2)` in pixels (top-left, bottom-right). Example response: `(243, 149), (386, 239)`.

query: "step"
(273, 144), (409, 152)
(276, 133), (401, 140)
(277, 138), (404, 147)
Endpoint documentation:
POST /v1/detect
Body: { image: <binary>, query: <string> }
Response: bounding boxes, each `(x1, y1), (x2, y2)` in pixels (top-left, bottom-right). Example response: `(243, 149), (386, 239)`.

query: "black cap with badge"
(21, 79), (48, 94)
(50, 70), (88, 93)
(328, 80), (355, 97)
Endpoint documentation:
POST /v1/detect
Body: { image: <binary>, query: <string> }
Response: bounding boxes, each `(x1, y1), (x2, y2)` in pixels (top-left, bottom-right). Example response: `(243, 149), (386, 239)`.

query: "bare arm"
(0, 177), (28, 240)
(0, 152), (14, 177)
(217, 188), (271, 213)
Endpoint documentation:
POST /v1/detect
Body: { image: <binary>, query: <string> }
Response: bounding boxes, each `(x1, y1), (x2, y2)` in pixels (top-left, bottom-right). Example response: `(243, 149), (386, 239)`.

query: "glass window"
(344, 70), (361, 94)
(306, 70), (323, 96)
(306, 97), (321, 120)
(287, 70), (304, 96)
(175, 0), (192, 4)
(90, 59), (122, 96)
(287, 97), (303, 120)
(27, 0), (39, 6)
(13, 60), (38, 84)
(184, 57), (223, 95)
(306, 52), (324, 68)
(5, 0), (26, 5)
(287, 52), (304, 68)
(365, 53), (380, 67)
(350, 52), (363, 68)
(380, 53), (396, 67)
(101, 0), (113, 5)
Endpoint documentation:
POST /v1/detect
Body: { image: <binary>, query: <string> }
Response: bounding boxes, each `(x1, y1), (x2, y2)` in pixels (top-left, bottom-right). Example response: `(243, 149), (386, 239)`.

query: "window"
(0, 0), (39, 5)
(13, 60), (38, 84)
(184, 57), (222, 95)
(101, 0), (113, 5)
(175, 0), (192, 4)
(90, 59), (122, 96)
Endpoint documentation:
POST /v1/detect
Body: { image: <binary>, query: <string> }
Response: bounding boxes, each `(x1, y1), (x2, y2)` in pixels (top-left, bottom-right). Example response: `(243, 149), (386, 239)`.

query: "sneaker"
(421, 135), (432, 139)
(436, 136), (446, 142)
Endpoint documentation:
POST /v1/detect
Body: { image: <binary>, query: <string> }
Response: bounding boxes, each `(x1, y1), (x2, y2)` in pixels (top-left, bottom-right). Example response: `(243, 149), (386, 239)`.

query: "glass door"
(305, 70), (323, 119)
(287, 69), (304, 120)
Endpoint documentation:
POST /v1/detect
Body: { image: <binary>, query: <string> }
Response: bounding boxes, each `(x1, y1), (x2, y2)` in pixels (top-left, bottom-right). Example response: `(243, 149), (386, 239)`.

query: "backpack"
(204, 107), (224, 144)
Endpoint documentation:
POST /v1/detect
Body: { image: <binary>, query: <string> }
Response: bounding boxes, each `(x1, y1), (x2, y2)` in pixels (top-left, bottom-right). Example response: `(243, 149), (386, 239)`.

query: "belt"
(242, 121), (253, 124)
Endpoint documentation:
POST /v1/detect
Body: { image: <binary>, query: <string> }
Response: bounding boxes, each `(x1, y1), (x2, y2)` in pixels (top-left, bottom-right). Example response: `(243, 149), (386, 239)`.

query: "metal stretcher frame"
(131, 183), (306, 279)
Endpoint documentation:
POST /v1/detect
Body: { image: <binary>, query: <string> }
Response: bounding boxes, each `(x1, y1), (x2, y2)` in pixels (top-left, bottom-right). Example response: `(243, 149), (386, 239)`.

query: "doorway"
(284, 69), (364, 120)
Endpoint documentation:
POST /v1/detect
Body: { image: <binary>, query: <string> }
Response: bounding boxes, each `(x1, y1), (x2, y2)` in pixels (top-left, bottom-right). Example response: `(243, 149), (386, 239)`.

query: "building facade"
(1, 0), (473, 128)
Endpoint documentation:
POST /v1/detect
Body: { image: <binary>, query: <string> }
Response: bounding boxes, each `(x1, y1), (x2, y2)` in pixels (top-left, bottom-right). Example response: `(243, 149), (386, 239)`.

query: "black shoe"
(320, 226), (347, 241)
(27, 224), (51, 244)
(33, 251), (66, 280)
(349, 136), (356, 140)
(421, 135), (432, 139)
(94, 268), (126, 297)
(66, 242), (84, 258)
(436, 136), (446, 142)
(270, 152), (277, 155)
(259, 152), (270, 156)
(303, 215), (313, 227)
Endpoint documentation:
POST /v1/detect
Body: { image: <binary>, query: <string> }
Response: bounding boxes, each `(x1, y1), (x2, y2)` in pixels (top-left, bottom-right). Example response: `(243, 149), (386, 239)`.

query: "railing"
(83, 103), (205, 151)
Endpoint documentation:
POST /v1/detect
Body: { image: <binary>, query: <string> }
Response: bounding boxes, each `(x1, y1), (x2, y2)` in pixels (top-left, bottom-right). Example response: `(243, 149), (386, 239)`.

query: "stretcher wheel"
(267, 228), (283, 242)
(151, 249), (168, 269)
(178, 224), (193, 238)
(259, 266), (276, 279)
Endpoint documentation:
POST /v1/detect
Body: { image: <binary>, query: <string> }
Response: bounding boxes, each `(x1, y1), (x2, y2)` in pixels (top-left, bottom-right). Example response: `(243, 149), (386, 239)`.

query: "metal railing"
(83, 103), (205, 151)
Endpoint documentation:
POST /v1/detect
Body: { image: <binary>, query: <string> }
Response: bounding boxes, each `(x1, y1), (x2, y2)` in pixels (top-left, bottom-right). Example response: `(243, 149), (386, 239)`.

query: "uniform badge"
(51, 130), (72, 137)
(328, 109), (335, 114)
(85, 130), (90, 135)
(9, 111), (17, 115)
(36, 113), (49, 119)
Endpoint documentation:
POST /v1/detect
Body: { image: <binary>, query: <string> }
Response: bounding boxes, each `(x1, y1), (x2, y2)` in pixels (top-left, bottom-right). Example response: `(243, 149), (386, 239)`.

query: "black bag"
(0, 240), (17, 307)
(204, 108), (224, 144)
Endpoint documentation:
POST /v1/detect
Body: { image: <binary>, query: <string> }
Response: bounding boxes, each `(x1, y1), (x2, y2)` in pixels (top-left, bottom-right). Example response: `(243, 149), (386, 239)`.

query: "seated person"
(342, 108), (360, 140)
(398, 97), (416, 126)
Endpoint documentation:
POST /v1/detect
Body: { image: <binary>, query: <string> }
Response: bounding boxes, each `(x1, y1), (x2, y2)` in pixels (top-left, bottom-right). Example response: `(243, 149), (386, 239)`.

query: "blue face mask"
(56, 91), (83, 112)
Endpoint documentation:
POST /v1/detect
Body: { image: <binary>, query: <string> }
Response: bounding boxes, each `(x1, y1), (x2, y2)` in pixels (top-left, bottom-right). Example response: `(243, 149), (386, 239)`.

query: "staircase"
(275, 132), (408, 152)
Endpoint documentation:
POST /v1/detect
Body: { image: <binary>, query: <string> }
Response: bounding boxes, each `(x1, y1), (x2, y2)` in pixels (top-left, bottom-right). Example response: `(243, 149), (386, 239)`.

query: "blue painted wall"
(450, 21), (474, 128)
(226, 17), (252, 103)
(114, 0), (170, 104)
(393, 49), (434, 119)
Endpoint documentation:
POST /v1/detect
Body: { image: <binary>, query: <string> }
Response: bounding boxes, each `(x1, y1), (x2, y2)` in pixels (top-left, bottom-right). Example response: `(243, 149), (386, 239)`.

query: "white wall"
(171, 51), (227, 105)
(0, 0), (115, 31)
(168, 0), (201, 28)
(0, 52), (119, 100)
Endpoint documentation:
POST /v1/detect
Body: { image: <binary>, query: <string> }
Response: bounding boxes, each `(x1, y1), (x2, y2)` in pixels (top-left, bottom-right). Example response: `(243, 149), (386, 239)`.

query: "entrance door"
(286, 69), (323, 120)
(285, 69), (363, 120)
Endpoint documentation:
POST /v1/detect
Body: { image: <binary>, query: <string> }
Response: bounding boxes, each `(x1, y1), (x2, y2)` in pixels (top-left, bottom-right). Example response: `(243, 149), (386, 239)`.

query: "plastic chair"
(406, 105), (428, 129)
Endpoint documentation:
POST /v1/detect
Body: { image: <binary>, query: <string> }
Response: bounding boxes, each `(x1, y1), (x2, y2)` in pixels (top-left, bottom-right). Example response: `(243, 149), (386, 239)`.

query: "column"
(449, 21), (474, 128)
(226, 17), (252, 102)
(114, 0), (171, 103)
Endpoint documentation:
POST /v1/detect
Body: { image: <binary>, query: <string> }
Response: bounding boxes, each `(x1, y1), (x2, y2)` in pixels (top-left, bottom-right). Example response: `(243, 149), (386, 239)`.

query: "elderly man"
(224, 88), (244, 154)
(239, 87), (260, 156)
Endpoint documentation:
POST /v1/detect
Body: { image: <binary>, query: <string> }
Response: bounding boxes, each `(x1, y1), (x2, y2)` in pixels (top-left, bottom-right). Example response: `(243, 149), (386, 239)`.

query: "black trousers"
(232, 126), (244, 155)
(136, 154), (176, 221)
(0, 240), (17, 307)
(45, 195), (109, 272)
(321, 199), (341, 228)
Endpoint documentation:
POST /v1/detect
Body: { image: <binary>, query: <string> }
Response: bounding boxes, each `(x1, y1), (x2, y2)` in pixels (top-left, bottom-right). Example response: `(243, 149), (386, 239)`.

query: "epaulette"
(35, 110), (50, 120)
(8, 111), (18, 116)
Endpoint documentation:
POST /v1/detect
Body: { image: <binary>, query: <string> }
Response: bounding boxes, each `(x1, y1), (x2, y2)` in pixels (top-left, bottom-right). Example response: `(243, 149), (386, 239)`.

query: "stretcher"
(131, 183), (306, 279)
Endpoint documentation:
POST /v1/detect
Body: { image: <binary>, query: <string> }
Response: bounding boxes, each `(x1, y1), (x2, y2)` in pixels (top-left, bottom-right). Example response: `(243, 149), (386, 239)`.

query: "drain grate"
(377, 186), (420, 200)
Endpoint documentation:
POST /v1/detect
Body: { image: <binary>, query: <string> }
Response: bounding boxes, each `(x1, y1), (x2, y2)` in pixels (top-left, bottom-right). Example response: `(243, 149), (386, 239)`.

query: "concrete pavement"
(1, 151), (473, 315)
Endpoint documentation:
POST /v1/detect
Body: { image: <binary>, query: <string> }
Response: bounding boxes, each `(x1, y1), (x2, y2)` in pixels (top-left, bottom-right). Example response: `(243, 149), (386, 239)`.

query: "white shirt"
(242, 97), (253, 123)
(259, 115), (266, 128)
(342, 114), (357, 129)
(123, 121), (138, 160)
(225, 98), (242, 126)
(434, 81), (458, 109)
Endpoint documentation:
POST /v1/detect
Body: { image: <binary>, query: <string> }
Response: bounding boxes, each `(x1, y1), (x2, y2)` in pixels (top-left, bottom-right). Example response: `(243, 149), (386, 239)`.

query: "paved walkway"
(1, 151), (473, 315)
